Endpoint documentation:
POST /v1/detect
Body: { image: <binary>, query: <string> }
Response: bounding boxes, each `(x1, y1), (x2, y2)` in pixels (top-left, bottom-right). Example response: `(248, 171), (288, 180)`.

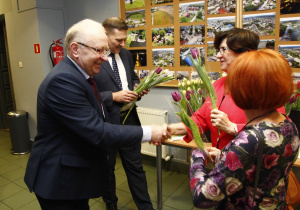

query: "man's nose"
(100, 54), (108, 61)
(120, 40), (125, 47)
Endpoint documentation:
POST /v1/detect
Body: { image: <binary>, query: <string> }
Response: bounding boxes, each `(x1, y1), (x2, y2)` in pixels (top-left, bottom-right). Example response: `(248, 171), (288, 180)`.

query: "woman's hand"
(167, 122), (188, 135)
(206, 147), (220, 163)
(210, 109), (237, 136)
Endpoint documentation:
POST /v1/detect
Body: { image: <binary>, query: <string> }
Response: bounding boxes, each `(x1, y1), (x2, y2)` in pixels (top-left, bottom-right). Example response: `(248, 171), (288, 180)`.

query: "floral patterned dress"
(190, 118), (299, 209)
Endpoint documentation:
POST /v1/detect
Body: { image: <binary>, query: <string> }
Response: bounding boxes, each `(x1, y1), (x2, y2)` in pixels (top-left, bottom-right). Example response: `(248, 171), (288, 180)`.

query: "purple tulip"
(289, 96), (296, 104)
(155, 67), (162, 74)
(186, 90), (192, 101)
(171, 91), (181, 102)
(198, 89), (203, 95)
(190, 48), (199, 59)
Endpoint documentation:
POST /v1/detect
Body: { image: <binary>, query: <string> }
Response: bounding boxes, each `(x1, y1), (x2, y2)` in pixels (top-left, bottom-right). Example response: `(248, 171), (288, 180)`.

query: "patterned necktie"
(87, 77), (104, 118)
(110, 53), (123, 90)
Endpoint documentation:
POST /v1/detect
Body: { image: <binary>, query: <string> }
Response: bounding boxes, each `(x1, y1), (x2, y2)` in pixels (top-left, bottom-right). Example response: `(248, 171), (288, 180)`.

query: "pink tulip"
(190, 48), (199, 59)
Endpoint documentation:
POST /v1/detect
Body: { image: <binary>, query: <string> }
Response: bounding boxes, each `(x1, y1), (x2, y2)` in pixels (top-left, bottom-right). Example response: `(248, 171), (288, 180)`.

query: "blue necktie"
(110, 53), (123, 90)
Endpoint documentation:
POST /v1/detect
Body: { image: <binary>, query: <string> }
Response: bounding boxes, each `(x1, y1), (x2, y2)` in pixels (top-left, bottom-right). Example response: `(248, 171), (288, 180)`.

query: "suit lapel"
(101, 61), (120, 89)
(65, 57), (107, 121)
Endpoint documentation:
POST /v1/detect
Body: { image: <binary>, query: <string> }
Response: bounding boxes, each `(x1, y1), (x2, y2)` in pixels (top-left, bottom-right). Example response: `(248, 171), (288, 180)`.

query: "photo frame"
(119, 0), (300, 87)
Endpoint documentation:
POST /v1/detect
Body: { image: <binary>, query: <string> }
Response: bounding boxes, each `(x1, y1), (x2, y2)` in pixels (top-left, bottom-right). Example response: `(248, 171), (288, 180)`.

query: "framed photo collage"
(120, 0), (300, 87)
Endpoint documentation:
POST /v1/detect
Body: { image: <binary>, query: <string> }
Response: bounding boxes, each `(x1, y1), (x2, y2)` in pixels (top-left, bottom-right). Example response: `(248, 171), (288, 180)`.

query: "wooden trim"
(119, 0), (300, 87)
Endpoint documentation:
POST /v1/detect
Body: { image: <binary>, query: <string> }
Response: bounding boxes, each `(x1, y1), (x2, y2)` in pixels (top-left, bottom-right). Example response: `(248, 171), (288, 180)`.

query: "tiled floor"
(0, 129), (201, 210)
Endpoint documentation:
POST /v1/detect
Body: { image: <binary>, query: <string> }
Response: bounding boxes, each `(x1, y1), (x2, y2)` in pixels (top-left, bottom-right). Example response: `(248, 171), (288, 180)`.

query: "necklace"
(239, 110), (276, 133)
(216, 109), (276, 148)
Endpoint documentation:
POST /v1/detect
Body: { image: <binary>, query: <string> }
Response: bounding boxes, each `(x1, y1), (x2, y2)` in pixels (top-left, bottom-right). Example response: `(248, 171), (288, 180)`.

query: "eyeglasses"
(76, 42), (110, 56)
(216, 47), (229, 55)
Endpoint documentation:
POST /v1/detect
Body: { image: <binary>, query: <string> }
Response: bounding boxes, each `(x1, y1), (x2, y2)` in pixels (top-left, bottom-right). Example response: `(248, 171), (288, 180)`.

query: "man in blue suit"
(94, 17), (152, 210)
(24, 19), (168, 210)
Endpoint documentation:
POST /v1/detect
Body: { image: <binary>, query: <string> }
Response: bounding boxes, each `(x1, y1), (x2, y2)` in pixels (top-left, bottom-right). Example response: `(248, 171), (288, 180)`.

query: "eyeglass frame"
(76, 42), (110, 56)
(216, 46), (230, 55)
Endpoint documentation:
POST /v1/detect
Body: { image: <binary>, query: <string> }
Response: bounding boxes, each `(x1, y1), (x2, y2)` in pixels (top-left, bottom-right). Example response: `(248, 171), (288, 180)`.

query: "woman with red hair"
(189, 49), (299, 209)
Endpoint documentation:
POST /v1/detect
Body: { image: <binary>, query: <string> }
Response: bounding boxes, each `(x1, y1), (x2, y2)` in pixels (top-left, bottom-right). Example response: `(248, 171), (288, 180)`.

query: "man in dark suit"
(24, 19), (168, 210)
(94, 17), (153, 210)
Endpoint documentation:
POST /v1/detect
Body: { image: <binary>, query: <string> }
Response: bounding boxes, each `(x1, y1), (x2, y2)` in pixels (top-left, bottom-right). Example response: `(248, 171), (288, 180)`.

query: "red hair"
(226, 49), (293, 110)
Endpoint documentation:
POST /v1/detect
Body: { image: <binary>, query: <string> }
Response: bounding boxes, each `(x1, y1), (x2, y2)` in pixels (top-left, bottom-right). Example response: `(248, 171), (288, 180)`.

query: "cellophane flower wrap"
(285, 81), (300, 116)
(122, 67), (175, 124)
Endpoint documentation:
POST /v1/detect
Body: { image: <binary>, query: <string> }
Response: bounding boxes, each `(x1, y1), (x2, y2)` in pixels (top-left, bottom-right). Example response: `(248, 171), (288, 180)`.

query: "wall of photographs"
(119, 0), (300, 87)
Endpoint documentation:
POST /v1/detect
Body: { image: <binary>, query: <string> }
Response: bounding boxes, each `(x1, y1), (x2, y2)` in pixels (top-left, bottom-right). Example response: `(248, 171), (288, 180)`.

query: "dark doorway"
(0, 15), (15, 129)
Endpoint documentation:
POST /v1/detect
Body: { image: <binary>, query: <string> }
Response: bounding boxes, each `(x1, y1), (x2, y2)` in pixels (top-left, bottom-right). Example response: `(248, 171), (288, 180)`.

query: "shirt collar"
(67, 55), (90, 80)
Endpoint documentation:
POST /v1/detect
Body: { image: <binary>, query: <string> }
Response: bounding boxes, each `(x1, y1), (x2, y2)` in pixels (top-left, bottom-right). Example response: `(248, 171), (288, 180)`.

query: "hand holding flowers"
(171, 91), (205, 149)
(122, 67), (175, 124)
(189, 48), (220, 136)
(170, 48), (219, 149)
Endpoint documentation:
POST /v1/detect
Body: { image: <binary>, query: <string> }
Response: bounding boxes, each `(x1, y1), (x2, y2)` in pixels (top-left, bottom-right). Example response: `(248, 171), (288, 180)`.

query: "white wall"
(2, 0), (66, 139)
(5, 0), (44, 139)
(37, 8), (65, 76)
(63, 0), (120, 29)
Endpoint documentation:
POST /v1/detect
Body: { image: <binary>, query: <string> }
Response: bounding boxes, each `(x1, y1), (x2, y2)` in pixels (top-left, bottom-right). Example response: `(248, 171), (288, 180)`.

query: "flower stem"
(122, 99), (137, 124)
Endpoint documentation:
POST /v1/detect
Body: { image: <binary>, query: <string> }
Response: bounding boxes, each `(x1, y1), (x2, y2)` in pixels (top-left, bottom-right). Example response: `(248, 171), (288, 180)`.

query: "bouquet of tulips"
(122, 67), (175, 124)
(177, 77), (211, 115)
(171, 91), (205, 149)
(171, 48), (218, 148)
(189, 48), (217, 110)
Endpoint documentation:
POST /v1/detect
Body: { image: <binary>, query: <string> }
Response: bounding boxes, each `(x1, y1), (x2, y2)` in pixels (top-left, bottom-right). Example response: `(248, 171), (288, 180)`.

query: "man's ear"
(70, 42), (79, 58)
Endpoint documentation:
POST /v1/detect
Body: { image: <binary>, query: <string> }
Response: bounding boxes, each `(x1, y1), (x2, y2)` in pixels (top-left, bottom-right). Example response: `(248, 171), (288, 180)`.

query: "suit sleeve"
(100, 91), (113, 108)
(45, 72), (143, 147)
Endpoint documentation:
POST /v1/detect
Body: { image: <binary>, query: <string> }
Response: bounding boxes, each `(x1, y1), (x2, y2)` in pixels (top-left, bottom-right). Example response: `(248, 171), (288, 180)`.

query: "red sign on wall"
(34, 43), (40, 54)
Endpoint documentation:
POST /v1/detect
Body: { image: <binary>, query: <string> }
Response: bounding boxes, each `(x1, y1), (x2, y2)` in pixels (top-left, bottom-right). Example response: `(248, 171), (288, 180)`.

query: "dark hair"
(226, 49), (293, 110)
(214, 28), (260, 54)
(102, 17), (128, 34)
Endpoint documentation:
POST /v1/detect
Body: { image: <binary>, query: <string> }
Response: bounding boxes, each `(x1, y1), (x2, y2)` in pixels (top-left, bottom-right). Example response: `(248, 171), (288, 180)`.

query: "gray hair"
(64, 19), (106, 55)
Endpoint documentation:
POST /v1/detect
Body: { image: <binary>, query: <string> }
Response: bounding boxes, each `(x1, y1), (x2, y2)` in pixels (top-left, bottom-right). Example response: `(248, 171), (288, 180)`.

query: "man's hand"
(149, 124), (171, 145)
(134, 83), (150, 98)
(112, 90), (138, 103)
(210, 109), (237, 135)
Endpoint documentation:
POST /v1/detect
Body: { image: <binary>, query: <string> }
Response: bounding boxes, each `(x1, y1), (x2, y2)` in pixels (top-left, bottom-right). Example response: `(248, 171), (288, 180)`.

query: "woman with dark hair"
(190, 49), (299, 209)
(168, 28), (285, 149)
